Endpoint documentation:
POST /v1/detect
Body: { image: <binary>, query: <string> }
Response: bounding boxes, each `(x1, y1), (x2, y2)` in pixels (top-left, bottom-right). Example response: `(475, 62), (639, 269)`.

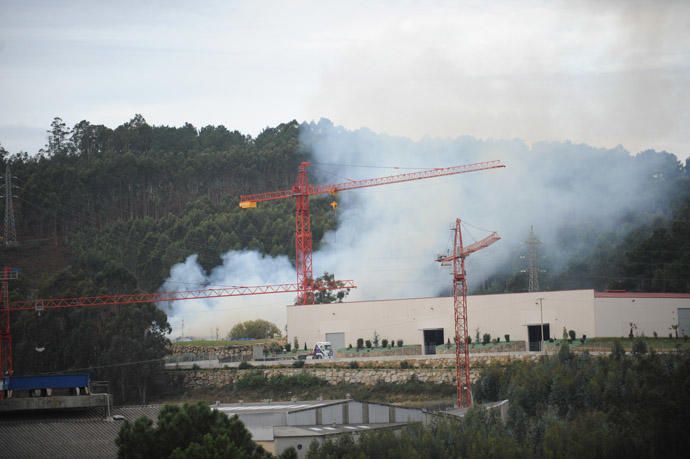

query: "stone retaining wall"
(168, 344), (253, 362)
(335, 345), (422, 358)
(174, 354), (540, 390)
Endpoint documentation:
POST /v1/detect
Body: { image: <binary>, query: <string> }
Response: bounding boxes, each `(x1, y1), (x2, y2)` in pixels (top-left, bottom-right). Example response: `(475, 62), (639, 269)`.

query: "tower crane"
(437, 219), (499, 408)
(240, 160), (506, 304)
(0, 264), (355, 389)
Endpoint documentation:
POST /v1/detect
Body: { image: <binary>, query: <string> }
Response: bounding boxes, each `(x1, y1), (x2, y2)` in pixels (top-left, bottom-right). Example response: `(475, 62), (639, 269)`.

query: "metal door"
(325, 332), (345, 351)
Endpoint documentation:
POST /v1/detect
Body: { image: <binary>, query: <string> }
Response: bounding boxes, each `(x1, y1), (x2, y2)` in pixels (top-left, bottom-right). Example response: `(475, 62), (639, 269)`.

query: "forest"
(306, 344), (690, 458)
(1, 115), (689, 403)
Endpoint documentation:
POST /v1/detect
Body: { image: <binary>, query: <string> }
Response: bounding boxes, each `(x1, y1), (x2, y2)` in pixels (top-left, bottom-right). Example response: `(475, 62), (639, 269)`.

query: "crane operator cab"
(313, 341), (334, 359)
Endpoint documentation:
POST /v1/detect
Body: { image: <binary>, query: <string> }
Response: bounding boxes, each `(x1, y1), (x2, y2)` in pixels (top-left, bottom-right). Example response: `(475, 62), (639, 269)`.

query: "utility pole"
(526, 226), (541, 292)
(2, 164), (18, 247)
(536, 297), (545, 354)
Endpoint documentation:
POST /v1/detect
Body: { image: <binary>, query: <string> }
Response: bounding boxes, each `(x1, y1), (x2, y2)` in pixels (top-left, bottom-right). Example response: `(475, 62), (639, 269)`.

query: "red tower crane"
(0, 266), (355, 383)
(240, 160), (506, 304)
(437, 220), (500, 408)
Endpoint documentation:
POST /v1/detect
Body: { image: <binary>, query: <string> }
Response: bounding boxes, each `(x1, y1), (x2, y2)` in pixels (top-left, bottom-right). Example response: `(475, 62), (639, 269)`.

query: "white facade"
(287, 290), (690, 351)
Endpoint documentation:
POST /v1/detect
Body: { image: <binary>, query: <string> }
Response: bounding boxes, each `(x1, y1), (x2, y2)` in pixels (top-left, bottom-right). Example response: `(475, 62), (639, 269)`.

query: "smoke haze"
(163, 120), (683, 337)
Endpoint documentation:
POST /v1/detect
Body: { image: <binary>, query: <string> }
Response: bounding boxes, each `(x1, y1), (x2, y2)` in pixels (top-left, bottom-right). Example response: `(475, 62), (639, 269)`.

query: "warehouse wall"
(594, 295), (690, 338)
(287, 290), (597, 349)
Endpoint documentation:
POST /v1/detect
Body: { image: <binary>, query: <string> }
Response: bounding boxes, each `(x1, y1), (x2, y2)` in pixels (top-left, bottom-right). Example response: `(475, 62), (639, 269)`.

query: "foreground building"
(288, 290), (690, 353)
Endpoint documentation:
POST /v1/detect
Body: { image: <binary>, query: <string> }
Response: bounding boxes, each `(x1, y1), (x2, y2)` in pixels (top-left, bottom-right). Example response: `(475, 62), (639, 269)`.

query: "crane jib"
(238, 160), (505, 206)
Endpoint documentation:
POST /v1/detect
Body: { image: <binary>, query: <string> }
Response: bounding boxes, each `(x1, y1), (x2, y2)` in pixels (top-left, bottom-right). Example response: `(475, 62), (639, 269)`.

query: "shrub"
(238, 361), (253, 370)
(611, 340), (625, 360)
(293, 336), (299, 350)
(504, 334), (510, 343)
(373, 331), (380, 348)
(632, 338), (648, 355)
(304, 343), (307, 351)
(381, 339), (388, 348)
(400, 360), (411, 369)
(568, 330), (576, 342)
(348, 343), (353, 349)
(482, 333), (491, 345)
(365, 340), (372, 349)
(235, 371), (266, 389)
(390, 340), (395, 347)
(356, 338), (364, 350)
(292, 359), (305, 368)
(496, 337), (501, 343)
(580, 334), (587, 344)
(349, 360), (359, 369)
(558, 342), (571, 362)
(467, 336), (472, 344)
(653, 331), (658, 339)
(397, 339), (404, 347)
(285, 343), (292, 352)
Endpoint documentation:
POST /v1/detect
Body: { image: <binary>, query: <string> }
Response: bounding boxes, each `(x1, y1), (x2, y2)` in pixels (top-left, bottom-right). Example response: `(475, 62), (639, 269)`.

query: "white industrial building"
(287, 290), (690, 353)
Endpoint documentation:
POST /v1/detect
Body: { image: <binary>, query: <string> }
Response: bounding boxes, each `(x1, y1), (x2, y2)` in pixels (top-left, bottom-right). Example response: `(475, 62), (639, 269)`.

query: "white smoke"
(161, 120), (682, 337)
(160, 251), (295, 338)
(302, 119), (681, 300)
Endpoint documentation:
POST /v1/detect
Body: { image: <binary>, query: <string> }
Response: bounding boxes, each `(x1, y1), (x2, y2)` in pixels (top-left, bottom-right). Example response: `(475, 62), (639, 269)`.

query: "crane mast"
(437, 220), (499, 408)
(241, 160), (506, 304)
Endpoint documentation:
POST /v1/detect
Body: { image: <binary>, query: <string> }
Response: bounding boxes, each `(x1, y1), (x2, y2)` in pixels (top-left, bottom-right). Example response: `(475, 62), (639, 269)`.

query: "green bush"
(381, 339), (389, 348)
(504, 334), (510, 343)
(238, 361), (253, 370)
(235, 371), (266, 390)
(400, 360), (412, 369)
(285, 343), (292, 352)
(349, 360), (359, 369)
(397, 339), (404, 347)
(292, 359), (305, 368)
(365, 340), (372, 349)
(632, 338), (648, 355)
(568, 330), (576, 342)
(357, 338), (364, 350)
(482, 333), (491, 345)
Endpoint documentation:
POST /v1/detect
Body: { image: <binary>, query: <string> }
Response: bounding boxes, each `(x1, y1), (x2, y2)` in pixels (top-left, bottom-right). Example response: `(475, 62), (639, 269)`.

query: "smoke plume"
(162, 119), (682, 337)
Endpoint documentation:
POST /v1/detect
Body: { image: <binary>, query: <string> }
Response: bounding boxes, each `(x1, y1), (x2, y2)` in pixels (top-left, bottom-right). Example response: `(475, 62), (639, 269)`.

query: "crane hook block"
(239, 201), (257, 209)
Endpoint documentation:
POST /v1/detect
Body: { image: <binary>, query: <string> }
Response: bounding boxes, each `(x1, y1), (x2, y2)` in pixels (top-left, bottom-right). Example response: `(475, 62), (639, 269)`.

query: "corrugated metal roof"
(0, 405), (163, 458)
(214, 399), (347, 415)
(274, 422), (406, 438)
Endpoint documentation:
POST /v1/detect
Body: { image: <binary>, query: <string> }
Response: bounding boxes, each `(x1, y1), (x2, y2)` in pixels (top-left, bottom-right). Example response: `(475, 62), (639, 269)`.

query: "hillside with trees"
(0, 116), (336, 403)
(1, 116), (689, 404)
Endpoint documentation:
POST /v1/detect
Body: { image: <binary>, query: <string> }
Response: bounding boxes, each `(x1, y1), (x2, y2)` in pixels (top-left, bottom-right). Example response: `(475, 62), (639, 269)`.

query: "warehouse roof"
(214, 399), (347, 415)
(274, 422), (406, 438)
(0, 405), (162, 459)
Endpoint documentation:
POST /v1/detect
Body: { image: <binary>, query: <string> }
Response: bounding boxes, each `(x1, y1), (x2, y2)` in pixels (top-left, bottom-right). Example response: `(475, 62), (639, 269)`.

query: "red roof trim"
(594, 291), (690, 299)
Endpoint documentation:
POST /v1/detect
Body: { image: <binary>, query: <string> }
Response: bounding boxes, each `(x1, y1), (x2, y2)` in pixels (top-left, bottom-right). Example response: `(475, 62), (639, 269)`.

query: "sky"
(1, 0), (689, 157)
